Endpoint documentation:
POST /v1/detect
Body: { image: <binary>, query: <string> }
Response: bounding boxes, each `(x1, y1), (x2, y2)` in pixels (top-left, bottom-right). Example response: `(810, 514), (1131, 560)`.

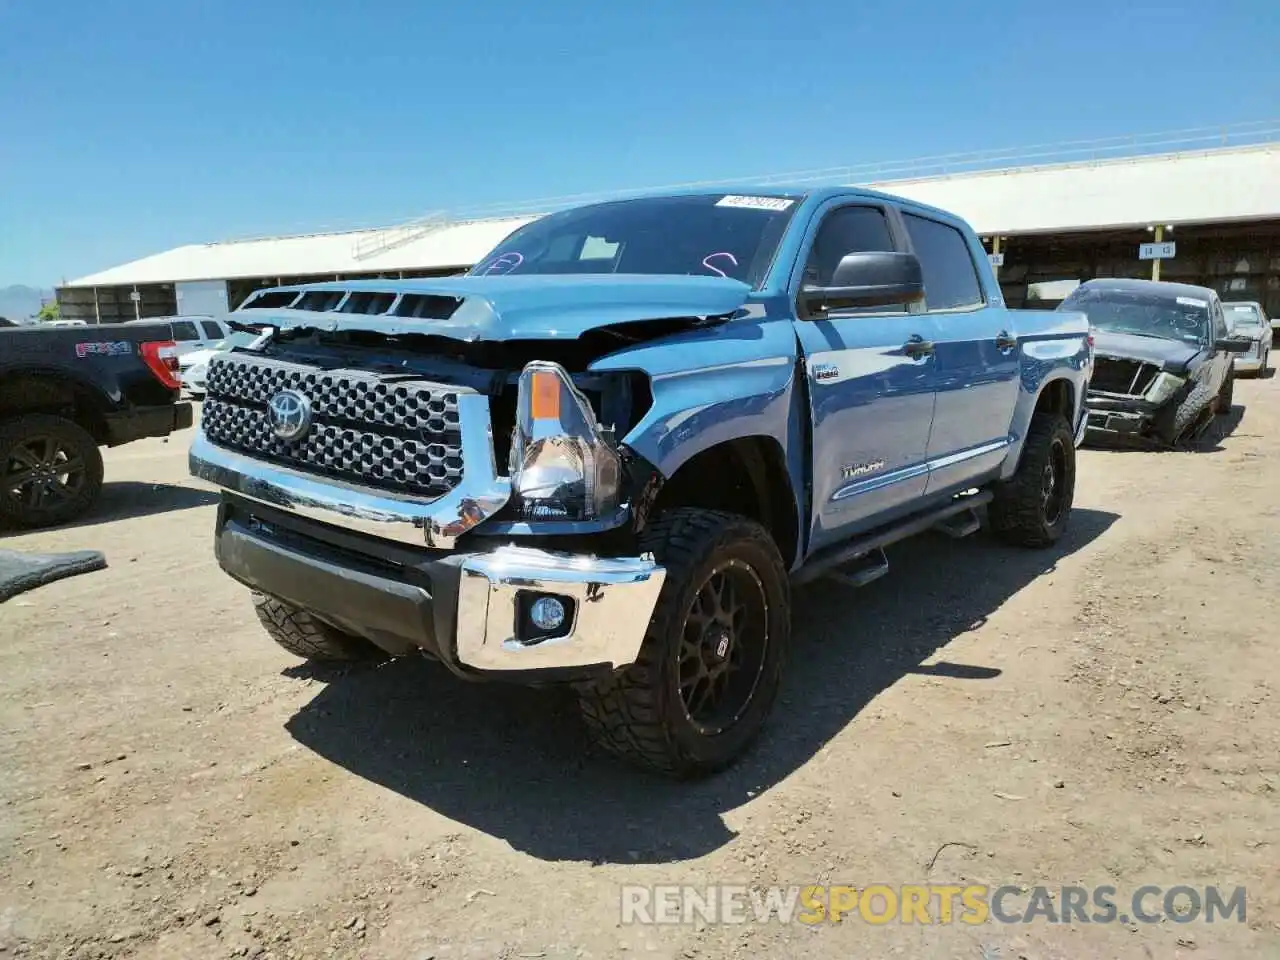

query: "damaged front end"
(1084, 356), (1193, 445)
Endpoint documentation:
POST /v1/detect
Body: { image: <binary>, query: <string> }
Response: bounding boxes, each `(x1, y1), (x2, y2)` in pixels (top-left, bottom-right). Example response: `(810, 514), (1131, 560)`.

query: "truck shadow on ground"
(285, 507), (1118, 865)
(66, 481), (219, 529)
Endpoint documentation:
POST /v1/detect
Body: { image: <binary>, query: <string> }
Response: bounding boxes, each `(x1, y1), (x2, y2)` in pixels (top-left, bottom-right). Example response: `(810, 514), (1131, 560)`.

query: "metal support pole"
(1151, 225), (1163, 281)
(992, 236), (1003, 279)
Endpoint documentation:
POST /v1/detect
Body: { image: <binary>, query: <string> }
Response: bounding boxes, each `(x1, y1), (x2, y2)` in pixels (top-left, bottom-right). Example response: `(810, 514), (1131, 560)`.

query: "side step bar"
(822, 547), (890, 589)
(792, 490), (993, 587)
(934, 507), (983, 539)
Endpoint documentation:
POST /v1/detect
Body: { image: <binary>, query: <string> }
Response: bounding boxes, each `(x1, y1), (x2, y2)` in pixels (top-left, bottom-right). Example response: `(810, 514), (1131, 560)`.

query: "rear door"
(904, 210), (1020, 495)
(169, 318), (204, 357)
(790, 200), (939, 554)
(197, 318), (226, 348)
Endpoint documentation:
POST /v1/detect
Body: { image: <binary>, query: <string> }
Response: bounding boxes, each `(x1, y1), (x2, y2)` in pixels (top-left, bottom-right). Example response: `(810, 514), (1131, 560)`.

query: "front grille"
(202, 353), (466, 498)
(1090, 357), (1159, 396)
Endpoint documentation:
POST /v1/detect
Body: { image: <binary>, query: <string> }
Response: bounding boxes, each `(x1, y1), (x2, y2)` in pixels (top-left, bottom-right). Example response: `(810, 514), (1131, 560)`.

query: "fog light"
(529, 596), (567, 631)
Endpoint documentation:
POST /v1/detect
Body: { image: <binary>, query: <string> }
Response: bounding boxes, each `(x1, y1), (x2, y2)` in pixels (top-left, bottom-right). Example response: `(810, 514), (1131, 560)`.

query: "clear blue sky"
(1, 0), (1276, 286)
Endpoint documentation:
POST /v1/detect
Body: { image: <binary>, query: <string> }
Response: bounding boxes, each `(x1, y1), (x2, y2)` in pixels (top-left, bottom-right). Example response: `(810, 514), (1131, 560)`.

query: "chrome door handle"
(995, 331), (1018, 352)
(904, 335), (935, 358)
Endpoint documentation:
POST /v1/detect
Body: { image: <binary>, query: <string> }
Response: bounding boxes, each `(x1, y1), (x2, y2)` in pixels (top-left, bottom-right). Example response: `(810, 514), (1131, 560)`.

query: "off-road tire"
(577, 509), (791, 778)
(1217, 368), (1235, 408)
(1161, 377), (1218, 445)
(253, 594), (386, 662)
(988, 412), (1075, 548)
(0, 414), (104, 529)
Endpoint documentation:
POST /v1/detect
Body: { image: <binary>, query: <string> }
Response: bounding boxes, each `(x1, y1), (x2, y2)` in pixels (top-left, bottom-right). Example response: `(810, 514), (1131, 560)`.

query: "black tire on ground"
(0, 414), (104, 530)
(252, 594), (387, 662)
(1160, 377), (1218, 445)
(988, 412), (1075, 548)
(1217, 367), (1235, 409)
(577, 509), (791, 778)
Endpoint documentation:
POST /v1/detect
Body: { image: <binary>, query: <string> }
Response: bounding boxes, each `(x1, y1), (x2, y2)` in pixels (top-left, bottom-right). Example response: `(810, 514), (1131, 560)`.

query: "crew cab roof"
(589, 184), (971, 227)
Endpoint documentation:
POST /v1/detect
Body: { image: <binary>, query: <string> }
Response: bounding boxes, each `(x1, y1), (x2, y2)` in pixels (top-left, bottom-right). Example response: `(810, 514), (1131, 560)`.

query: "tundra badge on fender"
(841, 460), (886, 480)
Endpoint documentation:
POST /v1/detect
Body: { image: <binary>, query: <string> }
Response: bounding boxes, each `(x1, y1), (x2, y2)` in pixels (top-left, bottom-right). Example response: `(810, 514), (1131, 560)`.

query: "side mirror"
(802, 252), (925, 315)
(1216, 337), (1253, 353)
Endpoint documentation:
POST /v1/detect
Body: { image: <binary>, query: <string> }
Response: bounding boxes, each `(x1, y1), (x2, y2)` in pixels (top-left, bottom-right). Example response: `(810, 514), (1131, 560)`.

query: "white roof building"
(878, 143), (1280, 237)
(60, 134), (1280, 297)
(66, 214), (539, 288)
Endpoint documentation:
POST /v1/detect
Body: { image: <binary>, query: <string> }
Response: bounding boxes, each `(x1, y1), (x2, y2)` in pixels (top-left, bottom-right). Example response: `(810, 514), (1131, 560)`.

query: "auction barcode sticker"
(717, 195), (795, 211)
(1176, 296), (1208, 307)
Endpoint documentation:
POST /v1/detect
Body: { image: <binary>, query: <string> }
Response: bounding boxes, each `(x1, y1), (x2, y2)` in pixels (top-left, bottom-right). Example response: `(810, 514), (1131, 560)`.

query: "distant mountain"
(0, 285), (54, 323)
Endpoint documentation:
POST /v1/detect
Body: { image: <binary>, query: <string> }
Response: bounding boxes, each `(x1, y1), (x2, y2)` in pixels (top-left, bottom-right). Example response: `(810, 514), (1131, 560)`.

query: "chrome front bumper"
(189, 393), (510, 550)
(456, 547), (666, 672)
(214, 498), (666, 676)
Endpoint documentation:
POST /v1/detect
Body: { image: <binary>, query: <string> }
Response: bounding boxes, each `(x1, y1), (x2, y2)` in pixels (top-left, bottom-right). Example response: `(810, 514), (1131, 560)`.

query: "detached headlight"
(509, 361), (621, 521)
(1145, 372), (1185, 405)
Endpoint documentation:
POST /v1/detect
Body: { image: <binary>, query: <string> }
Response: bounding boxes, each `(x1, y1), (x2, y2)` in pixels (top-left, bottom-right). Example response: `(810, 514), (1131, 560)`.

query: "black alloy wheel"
(678, 559), (771, 736)
(0, 415), (104, 529)
(1040, 435), (1069, 528)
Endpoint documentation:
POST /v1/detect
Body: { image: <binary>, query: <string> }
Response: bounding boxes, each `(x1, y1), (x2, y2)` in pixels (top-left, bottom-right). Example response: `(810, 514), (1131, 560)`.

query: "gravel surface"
(2, 384), (1278, 959)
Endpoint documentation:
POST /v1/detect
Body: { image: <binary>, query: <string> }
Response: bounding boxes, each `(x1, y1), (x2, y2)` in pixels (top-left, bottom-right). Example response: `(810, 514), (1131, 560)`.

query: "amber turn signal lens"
(529, 370), (561, 421)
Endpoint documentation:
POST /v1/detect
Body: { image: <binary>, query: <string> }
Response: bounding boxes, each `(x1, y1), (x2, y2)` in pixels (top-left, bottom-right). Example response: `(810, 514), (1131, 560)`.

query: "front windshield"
(1225, 304), (1263, 330)
(469, 193), (802, 288)
(1059, 286), (1209, 344)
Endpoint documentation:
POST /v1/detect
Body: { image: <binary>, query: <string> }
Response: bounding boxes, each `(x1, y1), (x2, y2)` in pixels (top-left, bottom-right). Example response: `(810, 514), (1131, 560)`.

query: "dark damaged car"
(1062, 279), (1252, 447)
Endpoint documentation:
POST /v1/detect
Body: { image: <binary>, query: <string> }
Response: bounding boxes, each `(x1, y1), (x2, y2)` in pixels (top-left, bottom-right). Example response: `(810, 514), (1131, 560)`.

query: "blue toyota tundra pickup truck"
(190, 187), (1091, 777)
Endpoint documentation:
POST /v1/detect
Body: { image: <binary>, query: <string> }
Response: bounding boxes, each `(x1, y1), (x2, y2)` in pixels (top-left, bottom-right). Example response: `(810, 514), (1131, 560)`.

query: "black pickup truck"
(0, 322), (194, 528)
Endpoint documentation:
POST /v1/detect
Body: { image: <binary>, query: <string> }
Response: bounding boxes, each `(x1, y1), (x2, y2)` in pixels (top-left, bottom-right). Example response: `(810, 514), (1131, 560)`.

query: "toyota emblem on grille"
(267, 390), (312, 441)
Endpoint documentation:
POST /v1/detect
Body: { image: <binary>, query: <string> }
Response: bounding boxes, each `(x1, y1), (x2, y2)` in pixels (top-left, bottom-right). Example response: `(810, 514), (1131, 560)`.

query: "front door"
(791, 202), (939, 555)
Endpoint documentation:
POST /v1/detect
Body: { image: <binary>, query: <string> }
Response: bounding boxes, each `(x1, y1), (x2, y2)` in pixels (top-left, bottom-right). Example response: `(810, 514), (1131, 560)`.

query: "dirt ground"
(2, 381), (1279, 960)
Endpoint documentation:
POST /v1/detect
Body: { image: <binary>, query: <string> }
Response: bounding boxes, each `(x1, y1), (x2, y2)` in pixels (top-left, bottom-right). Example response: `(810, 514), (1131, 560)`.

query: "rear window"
(1226, 304), (1263, 328)
(902, 213), (984, 311)
(171, 320), (199, 341)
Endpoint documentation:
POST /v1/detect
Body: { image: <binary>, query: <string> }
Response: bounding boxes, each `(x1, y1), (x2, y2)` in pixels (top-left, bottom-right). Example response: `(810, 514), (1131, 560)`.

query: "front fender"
(590, 317), (807, 557)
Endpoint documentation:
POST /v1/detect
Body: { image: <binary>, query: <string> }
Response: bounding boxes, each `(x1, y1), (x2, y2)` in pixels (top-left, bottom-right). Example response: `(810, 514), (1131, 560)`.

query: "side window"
(171, 320), (199, 341)
(198, 320), (222, 340)
(802, 205), (895, 288)
(1212, 303), (1229, 341)
(902, 213), (984, 311)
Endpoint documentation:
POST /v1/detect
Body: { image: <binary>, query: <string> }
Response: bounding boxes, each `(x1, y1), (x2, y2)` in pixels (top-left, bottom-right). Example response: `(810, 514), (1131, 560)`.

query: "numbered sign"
(1138, 242), (1176, 261)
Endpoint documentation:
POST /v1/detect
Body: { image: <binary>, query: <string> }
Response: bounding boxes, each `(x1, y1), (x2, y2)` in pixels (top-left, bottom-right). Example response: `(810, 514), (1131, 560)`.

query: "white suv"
(125, 315), (230, 358)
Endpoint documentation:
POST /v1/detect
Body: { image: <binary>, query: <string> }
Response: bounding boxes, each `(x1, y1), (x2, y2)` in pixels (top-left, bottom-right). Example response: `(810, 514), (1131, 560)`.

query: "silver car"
(1224, 301), (1272, 376)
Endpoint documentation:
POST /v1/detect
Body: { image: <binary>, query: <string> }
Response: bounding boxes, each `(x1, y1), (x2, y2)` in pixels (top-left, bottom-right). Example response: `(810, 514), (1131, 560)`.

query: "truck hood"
(179, 347), (221, 369)
(1091, 330), (1204, 373)
(252, 274), (756, 341)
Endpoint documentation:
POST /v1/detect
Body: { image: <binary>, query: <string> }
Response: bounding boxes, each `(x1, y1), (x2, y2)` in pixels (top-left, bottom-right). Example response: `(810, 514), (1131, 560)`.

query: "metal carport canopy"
(868, 144), (1280, 236)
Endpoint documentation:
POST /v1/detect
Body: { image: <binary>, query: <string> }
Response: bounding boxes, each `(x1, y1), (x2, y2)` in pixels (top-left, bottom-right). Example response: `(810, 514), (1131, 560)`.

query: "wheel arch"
(0, 367), (112, 443)
(1000, 373), (1079, 481)
(648, 436), (802, 570)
